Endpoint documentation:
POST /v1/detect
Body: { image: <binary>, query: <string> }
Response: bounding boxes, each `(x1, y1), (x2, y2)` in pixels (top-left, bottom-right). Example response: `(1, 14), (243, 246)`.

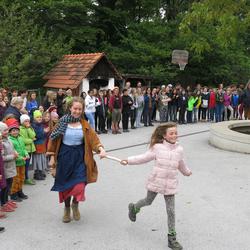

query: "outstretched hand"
(120, 160), (128, 165)
(99, 147), (106, 159)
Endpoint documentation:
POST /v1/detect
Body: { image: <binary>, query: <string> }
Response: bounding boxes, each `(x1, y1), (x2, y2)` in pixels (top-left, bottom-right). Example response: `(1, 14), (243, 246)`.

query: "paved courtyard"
(1, 122), (250, 250)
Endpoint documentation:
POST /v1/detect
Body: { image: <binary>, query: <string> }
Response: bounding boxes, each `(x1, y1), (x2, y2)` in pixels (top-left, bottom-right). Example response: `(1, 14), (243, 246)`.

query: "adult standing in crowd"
(47, 97), (106, 223)
(122, 89), (133, 132)
(241, 80), (250, 119)
(43, 90), (57, 111)
(4, 97), (23, 122)
(19, 89), (28, 114)
(0, 92), (7, 121)
(143, 87), (154, 127)
(135, 87), (144, 128)
(84, 89), (96, 129)
(109, 87), (122, 134)
(56, 89), (65, 118)
(26, 91), (38, 117)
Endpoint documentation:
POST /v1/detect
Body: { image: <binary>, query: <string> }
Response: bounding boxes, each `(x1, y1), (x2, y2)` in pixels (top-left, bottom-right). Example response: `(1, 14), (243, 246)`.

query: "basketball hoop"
(172, 50), (189, 71)
(179, 62), (186, 71)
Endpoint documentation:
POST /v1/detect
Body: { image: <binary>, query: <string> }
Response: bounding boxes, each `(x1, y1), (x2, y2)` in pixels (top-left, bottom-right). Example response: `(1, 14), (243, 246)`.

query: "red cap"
(47, 105), (57, 113)
(5, 118), (20, 130)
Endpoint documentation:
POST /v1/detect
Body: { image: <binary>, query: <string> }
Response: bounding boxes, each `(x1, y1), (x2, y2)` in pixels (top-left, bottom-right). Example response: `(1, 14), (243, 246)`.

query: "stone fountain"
(209, 120), (250, 154)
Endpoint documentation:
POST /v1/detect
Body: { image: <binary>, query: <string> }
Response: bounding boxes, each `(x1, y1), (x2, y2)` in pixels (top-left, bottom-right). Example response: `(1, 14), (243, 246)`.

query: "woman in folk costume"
(47, 97), (106, 223)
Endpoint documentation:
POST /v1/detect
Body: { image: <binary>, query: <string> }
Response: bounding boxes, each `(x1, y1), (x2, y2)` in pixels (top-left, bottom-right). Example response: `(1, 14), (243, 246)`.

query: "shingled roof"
(43, 53), (121, 89)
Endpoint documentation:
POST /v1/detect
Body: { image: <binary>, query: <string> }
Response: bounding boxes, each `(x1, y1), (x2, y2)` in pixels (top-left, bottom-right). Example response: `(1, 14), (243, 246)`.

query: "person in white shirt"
(84, 90), (96, 129)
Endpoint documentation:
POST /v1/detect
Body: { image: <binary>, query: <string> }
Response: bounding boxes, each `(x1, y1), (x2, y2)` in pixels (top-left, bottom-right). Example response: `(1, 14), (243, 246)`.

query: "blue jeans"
(209, 108), (215, 121)
(215, 104), (224, 122)
(85, 112), (95, 129)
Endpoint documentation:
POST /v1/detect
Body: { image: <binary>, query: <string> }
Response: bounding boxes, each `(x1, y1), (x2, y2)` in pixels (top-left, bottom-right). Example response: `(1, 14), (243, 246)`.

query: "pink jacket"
(128, 141), (191, 195)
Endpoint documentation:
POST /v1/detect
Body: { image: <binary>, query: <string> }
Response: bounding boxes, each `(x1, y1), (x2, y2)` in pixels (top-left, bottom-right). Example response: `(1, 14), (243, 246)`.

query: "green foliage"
(0, 2), (72, 89)
(178, 0), (250, 84)
(0, 0), (249, 88)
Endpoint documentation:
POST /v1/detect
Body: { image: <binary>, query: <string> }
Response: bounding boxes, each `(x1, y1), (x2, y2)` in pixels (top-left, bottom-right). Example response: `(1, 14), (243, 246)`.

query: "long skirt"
(51, 143), (87, 203)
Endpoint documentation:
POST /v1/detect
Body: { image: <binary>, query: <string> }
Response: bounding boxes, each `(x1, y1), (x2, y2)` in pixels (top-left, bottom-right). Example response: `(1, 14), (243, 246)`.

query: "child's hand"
(44, 127), (50, 133)
(26, 155), (30, 160)
(50, 168), (56, 177)
(48, 156), (55, 167)
(98, 147), (106, 159)
(120, 160), (128, 165)
(13, 152), (19, 159)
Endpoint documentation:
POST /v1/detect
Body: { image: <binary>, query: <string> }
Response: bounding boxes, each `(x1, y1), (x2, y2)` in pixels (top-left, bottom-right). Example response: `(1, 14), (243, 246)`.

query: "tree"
(0, 2), (72, 88)
(178, 0), (250, 84)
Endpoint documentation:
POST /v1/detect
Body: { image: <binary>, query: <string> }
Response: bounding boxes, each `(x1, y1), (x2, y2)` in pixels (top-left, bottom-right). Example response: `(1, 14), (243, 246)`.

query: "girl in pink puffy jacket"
(121, 122), (191, 250)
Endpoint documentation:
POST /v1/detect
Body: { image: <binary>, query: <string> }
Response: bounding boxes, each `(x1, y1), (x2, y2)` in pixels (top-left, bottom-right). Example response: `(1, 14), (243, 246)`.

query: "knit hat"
(50, 111), (59, 120)
(33, 110), (42, 119)
(47, 105), (57, 113)
(5, 118), (20, 130)
(0, 122), (8, 133)
(20, 114), (30, 124)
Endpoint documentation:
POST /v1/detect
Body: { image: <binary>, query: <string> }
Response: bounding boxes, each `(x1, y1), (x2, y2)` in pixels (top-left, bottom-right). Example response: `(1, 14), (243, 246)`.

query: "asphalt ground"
(1, 122), (249, 250)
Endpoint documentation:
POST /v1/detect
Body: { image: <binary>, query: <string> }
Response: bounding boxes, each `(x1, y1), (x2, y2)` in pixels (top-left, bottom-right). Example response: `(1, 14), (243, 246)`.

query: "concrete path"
(1, 122), (250, 250)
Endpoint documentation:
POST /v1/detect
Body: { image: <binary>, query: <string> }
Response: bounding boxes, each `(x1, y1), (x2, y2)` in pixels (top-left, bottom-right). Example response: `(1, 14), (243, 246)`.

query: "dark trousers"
(25, 153), (32, 180)
(98, 114), (106, 131)
(215, 103), (224, 122)
(201, 107), (208, 120)
(130, 109), (136, 128)
(187, 110), (193, 123)
(169, 105), (178, 121)
(143, 108), (152, 126)
(106, 115), (112, 130)
(122, 111), (130, 130)
(179, 107), (186, 124)
(0, 178), (13, 206)
(151, 106), (157, 121)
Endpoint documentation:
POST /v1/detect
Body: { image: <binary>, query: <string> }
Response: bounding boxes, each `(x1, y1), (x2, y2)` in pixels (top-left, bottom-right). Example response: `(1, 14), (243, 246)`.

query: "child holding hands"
(121, 122), (192, 250)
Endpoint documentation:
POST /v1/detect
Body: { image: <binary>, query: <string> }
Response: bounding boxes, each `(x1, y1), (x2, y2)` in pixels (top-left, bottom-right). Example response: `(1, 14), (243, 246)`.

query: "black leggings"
(0, 178), (13, 206)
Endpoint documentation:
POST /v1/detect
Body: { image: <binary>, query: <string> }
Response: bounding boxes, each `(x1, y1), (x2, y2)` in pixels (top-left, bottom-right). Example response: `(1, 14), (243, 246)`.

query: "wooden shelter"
(43, 53), (122, 95)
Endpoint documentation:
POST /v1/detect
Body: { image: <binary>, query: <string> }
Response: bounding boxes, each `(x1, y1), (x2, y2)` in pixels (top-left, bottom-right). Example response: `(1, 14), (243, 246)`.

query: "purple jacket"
(128, 141), (191, 195)
(0, 152), (6, 189)
(223, 94), (231, 107)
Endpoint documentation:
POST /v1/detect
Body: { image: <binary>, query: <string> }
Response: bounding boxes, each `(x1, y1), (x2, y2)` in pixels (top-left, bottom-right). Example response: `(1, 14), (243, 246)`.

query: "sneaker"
(1, 204), (15, 212)
(7, 201), (17, 209)
(18, 191), (28, 200)
(116, 131), (122, 134)
(10, 193), (22, 202)
(128, 203), (140, 222)
(0, 227), (5, 233)
(24, 179), (36, 185)
(168, 233), (183, 250)
(0, 211), (6, 219)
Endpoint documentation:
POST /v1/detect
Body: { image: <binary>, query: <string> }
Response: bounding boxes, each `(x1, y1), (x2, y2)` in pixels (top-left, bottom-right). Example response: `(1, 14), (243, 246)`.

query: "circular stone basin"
(209, 120), (250, 154)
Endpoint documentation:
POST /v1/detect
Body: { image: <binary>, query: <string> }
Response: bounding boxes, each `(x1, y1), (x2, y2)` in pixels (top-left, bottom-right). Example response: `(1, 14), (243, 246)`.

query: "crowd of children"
(0, 94), (59, 231)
